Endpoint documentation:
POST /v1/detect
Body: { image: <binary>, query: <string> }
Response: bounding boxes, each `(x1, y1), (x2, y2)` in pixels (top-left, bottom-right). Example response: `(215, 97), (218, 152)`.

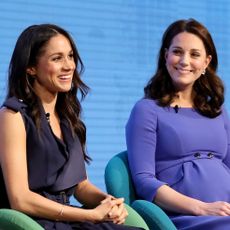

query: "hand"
(107, 202), (128, 224)
(199, 201), (230, 216)
(92, 197), (125, 223)
(101, 196), (128, 224)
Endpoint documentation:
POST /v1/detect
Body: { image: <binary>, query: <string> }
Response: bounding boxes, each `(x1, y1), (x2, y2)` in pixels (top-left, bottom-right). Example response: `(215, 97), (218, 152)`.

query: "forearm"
(74, 179), (108, 208)
(154, 185), (203, 215)
(10, 190), (97, 222)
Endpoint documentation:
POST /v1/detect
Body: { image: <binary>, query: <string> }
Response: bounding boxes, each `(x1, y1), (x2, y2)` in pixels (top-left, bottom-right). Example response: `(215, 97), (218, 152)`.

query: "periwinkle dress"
(0, 97), (141, 230)
(126, 98), (230, 230)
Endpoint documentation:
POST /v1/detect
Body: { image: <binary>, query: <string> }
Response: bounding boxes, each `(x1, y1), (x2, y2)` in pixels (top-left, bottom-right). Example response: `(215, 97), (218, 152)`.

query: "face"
(165, 32), (211, 91)
(27, 34), (76, 97)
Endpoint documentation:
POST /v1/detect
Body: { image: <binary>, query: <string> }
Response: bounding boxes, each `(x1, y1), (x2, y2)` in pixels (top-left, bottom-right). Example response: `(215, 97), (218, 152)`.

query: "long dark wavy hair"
(144, 18), (224, 118)
(7, 24), (91, 162)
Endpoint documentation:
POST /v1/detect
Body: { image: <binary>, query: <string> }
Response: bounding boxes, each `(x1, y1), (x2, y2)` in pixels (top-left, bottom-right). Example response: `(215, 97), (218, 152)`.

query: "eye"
(68, 53), (74, 59)
(172, 49), (182, 55)
(191, 52), (201, 58)
(52, 56), (62, 62)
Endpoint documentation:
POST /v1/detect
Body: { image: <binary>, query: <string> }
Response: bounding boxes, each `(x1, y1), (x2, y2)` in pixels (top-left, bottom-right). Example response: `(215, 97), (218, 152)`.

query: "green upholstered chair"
(123, 204), (149, 229)
(0, 207), (149, 230)
(104, 151), (177, 230)
(0, 209), (44, 230)
(0, 206), (148, 230)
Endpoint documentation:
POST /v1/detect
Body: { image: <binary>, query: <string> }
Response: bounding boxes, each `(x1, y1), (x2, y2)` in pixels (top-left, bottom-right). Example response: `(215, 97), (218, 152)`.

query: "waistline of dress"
(156, 150), (222, 174)
(37, 187), (75, 205)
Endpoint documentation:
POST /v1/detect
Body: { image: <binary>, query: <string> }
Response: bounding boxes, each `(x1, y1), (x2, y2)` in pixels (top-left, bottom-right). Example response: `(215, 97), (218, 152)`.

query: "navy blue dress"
(126, 98), (230, 230)
(0, 97), (141, 230)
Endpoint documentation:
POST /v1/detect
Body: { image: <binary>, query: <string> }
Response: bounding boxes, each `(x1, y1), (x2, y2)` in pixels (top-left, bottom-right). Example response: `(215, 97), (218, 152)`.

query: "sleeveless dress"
(126, 98), (230, 230)
(0, 97), (142, 230)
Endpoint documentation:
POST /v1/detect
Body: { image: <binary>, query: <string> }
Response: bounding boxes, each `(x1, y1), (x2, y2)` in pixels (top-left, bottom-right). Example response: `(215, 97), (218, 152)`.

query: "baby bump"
(157, 157), (230, 202)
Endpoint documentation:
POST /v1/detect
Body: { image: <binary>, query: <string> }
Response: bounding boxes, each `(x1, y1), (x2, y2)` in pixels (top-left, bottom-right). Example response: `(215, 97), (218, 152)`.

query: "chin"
(59, 87), (72, 93)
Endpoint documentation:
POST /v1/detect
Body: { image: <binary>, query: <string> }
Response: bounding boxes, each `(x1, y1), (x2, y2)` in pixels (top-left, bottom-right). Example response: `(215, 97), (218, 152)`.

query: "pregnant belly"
(158, 158), (230, 202)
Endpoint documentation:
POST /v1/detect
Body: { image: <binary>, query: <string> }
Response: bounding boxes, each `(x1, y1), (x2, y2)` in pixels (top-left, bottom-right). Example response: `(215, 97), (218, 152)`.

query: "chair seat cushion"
(0, 209), (43, 230)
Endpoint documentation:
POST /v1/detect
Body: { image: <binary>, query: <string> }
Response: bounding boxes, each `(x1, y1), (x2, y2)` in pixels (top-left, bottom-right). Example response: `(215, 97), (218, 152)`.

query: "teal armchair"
(104, 151), (177, 230)
(0, 209), (43, 230)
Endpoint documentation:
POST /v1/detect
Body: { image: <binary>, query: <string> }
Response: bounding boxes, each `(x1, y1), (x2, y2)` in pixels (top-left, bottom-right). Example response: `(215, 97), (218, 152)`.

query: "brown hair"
(144, 18), (224, 118)
(8, 24), (91, 162)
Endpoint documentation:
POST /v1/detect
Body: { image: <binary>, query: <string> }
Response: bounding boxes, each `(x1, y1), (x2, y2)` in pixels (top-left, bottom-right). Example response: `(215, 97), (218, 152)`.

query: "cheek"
(166, 56), (177, 72)
(72, 61), (76, 69)
(43, 65), (59, 76)
(166, 55), (178, 66)
(192, 60), (205, 71)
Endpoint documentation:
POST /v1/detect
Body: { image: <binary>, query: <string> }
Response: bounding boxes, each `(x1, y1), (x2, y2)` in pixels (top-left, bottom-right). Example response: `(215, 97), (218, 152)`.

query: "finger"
(113, 208), (128, 224)
(107, 194), (116, 200)
(111, 198), (124, 206)
(118, 218), (126, 224)
(101, 196), (113, 204)
(114, 218), (126, 225)
(108, 205), (118, 218)
(114, 203), (124, 218)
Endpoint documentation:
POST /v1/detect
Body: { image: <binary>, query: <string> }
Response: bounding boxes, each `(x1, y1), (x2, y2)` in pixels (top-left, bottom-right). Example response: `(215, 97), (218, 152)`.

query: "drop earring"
(202, 69), (206, 75)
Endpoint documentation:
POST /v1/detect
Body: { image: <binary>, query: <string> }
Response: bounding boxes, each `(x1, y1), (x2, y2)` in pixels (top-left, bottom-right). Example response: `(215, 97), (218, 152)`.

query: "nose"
(62, 57), (74, 70)
(179, 53), (189, 66)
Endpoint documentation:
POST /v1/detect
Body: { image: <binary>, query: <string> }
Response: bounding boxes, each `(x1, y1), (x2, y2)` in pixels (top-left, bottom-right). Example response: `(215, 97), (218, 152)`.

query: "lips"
(58, 75), (72, 80)
(175, 67), (193, 73)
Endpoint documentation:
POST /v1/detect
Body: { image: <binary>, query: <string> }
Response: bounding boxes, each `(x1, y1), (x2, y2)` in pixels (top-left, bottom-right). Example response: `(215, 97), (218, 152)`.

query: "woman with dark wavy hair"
(0, 24), (143, 230)
(126, 18), (230, 229)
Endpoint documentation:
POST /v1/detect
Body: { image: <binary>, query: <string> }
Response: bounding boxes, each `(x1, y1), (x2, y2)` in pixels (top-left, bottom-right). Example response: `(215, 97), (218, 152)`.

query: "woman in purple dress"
(126, 18), (230, 229)
(0, 24), (143, 230)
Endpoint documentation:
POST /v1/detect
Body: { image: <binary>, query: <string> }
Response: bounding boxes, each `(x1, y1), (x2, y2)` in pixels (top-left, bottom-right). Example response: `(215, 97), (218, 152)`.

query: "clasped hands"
(94, 195), (128, 224)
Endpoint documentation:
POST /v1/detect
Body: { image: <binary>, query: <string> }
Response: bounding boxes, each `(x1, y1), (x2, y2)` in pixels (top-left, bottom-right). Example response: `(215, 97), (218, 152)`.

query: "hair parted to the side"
(144, 18), (224, 118)
(7, 24), (91, 162)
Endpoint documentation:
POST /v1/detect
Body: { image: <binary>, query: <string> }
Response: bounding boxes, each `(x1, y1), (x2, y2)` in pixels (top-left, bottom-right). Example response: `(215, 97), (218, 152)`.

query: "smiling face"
(27, 34), (76, 98)
(165, 32), (211, 91)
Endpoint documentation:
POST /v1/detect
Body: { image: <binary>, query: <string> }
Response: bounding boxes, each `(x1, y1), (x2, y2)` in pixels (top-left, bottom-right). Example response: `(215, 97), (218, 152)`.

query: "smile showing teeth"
(59, 75), (71, 80)
(175, 67), (192, 73)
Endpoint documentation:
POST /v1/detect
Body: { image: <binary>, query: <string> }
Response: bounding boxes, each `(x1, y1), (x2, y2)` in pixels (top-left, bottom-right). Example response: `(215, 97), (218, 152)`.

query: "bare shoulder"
(0, 106), (22, 119)
(0, 107), (25, 132)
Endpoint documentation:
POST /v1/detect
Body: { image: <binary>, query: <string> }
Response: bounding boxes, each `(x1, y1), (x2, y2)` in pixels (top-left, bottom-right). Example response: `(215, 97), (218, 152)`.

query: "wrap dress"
(0, 97), (141, 230)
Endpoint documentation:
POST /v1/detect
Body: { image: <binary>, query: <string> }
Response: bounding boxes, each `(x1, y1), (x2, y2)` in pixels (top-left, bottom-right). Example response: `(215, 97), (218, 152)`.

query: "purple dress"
(126, 98), (230, 230)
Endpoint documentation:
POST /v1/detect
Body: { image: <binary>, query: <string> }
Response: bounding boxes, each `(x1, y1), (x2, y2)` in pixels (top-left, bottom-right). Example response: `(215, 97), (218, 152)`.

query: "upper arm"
(126, 100), (157, 174)
(126, 100), (166, 201)
(0, 108), (28, 206)
(222, 108), (230, 167)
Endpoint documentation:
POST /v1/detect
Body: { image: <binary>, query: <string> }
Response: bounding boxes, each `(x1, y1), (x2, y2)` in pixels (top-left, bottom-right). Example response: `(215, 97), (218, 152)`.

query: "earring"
(202, 69), (206, 75)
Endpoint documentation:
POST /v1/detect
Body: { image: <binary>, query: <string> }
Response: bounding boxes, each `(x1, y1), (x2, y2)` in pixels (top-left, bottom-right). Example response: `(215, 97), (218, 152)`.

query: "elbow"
(133, 174), (164, 202)
(10, 197), (25, 212)
(9, 193), (30, 213)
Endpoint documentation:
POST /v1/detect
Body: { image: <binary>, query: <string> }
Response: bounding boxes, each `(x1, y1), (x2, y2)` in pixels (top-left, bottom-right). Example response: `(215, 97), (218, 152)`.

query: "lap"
(36, 219), (143, 230)
(72, 221), (143, 230)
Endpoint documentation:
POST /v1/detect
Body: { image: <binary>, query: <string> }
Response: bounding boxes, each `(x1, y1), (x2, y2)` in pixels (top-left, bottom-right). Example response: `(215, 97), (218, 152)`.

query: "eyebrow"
(48, 50), (73, 57)
(171, 46), (201, 52)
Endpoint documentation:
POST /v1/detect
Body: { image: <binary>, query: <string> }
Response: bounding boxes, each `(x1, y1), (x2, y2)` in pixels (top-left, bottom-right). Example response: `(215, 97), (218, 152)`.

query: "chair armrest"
(131, 200), (177, 230)
(0, 209), (44, 230)
(124, 204), (149, 230)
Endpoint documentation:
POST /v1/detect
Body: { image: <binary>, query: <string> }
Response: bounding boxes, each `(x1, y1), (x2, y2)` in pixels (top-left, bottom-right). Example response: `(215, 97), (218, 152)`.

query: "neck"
(36, 93), (57, 115)
(172, 91), (193, 108)
(42, 101), (56, 116)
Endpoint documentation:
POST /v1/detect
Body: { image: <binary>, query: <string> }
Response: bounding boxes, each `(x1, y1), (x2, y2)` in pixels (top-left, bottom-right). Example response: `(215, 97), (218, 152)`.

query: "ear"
(164, 48), (168, 60)
(205, 55), (212, 68)
(26, 67), (36, 76)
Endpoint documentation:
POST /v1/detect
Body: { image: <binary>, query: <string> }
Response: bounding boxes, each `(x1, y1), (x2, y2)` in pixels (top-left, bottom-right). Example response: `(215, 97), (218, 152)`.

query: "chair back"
(105, 150), (136, 205)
